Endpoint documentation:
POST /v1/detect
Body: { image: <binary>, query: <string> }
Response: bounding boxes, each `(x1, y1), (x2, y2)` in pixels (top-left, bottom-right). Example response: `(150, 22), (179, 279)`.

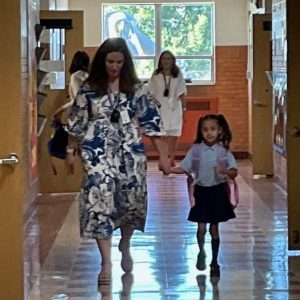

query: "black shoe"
(210, 263), (220, 277)
(196, 251), (206, 271)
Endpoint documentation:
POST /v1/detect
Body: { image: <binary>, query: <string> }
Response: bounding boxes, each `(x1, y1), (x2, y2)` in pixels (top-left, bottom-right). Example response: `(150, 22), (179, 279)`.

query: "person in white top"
(53, 51), (90, 117)
(148, 50), (187, 166)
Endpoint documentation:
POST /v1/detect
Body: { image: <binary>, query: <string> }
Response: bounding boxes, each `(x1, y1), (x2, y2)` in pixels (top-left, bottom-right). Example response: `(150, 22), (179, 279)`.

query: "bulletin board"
(272, 0), (287, 154)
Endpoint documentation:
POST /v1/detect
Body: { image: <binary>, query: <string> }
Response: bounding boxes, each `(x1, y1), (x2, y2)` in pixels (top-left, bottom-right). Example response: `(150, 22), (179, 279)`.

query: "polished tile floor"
(27, 161), (300, 300)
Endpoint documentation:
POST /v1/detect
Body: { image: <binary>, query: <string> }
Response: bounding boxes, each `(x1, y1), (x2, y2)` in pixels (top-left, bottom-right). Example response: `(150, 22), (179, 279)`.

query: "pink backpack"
(190, 143), (239, 209)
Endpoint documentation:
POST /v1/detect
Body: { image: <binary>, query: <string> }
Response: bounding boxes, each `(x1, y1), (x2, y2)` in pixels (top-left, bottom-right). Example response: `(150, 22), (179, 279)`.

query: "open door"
(0, 1), (39, 298)
(38, 11), (84, 193)
(252, 14), (273, 175)
(286, 1), (300, 250)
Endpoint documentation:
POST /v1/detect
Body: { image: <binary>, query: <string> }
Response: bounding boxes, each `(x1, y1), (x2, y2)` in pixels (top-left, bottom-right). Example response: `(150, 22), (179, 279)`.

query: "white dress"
(148, 71), (187, 136)
(69, 70), (89, 101)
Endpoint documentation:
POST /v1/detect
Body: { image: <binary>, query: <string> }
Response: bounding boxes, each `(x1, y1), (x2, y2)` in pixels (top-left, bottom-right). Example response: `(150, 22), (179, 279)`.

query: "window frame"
(101, 2), (216, 85)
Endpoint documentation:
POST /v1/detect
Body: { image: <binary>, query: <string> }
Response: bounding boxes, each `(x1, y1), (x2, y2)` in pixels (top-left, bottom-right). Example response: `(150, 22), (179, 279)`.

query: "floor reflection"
(28, 161), (300, 300)
(197, 275), (220, 300)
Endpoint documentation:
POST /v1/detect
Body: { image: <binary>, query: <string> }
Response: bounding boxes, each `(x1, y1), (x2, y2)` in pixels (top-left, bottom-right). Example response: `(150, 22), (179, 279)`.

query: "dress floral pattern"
(66, 83), (162, 239)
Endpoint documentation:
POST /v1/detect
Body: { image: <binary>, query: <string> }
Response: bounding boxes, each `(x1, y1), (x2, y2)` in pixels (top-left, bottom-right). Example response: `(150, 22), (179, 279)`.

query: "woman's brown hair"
(87, 37), (140, 95)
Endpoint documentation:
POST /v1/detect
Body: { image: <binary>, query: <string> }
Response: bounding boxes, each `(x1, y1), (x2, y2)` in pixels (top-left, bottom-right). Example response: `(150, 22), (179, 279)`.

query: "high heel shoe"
(119, 239), (133, 273)
(98, 262), (112, 286)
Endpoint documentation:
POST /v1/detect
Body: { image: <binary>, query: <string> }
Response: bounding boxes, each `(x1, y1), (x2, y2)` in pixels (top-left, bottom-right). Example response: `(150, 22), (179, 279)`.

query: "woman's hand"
(65, 151), (76, 174)
(182, 109), (187, 123)
(158, 156), (170, 175)
(153, 98), (161, 108)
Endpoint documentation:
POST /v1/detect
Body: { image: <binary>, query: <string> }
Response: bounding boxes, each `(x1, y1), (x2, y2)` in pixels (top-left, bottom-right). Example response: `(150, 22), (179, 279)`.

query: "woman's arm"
(180, 94), (186, 111)
(64, 88), (90, 173)
(52, 100), (74, 120)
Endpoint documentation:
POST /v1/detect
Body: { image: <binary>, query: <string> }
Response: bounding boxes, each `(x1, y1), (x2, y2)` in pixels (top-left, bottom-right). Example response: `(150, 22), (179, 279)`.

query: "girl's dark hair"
(195, 114), (232, 149)
(69, 51), (90, 74)
(87, 37), (140, 95)
(154, 50), (180, 77)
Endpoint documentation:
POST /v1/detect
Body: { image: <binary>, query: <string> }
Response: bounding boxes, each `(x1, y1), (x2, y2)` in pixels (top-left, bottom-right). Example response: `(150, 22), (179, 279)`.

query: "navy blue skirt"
(188, 183), (236, 223)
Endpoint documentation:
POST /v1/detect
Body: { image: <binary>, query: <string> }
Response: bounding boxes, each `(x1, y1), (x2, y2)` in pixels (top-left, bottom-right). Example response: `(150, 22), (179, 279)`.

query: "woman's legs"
(196, 223), (207, 270)
(168, 136), (178, 167)
(209, 223), (220, 276)
(96, 238), (112, 284)
(155, 136), (169, 171)
(119, 225), (134, 273)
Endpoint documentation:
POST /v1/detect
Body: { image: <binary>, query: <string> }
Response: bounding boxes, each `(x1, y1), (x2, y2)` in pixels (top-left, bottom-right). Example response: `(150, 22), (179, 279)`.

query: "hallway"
(27, 161), (300, 300)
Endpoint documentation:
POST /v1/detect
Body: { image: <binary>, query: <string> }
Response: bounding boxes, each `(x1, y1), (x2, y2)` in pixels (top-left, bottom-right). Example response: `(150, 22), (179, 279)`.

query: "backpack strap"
(216, 144), (239, 208)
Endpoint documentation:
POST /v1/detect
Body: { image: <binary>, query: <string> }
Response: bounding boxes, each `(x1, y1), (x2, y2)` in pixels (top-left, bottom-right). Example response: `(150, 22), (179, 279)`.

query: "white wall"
(69, 0), (100, 46)
(215, 0), (248, 46)
(40, 0), (69, 10)
(69, 0), (248, 47)
(56, 0), (68, 10)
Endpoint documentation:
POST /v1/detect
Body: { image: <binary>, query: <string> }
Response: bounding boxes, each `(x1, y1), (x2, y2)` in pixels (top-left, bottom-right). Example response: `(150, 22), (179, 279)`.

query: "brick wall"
(188, 46), (249, 154)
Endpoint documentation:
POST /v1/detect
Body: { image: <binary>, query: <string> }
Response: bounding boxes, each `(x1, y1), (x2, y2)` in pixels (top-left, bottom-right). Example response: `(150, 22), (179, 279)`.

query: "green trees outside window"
(103, 3), (215, 83)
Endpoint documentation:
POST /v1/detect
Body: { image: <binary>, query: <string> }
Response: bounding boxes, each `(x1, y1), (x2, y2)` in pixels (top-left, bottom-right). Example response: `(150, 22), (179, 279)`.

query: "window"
(39, 28), (66, 89)
(102, 3), (215, 84)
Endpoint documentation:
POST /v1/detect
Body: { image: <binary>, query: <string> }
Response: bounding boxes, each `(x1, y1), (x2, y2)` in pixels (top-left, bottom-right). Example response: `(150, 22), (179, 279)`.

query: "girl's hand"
(214, 164), (226, 175)
(169, 166), (186, 174)
(214, 165), (238, 179)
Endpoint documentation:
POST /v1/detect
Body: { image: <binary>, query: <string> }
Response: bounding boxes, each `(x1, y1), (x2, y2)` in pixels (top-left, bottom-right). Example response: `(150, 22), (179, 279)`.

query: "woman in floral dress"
(65, 37), (169, 285)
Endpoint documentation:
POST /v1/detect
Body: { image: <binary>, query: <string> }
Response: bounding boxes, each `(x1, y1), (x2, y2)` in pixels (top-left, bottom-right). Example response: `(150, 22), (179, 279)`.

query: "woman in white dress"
(53, 51), (90, 117)
(148, 50), (187, 166)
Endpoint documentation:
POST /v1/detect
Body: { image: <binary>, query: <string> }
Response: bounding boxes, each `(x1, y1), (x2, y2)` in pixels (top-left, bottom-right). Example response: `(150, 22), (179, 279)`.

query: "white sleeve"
(176, 71), (187, 98)
(69, 73), (83, 101)
(227, 151), (238, 169)
(147, 75), (155, 94)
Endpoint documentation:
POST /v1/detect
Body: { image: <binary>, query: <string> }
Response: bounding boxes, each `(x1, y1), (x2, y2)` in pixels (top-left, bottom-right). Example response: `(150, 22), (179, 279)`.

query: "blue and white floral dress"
(66, 83), (163, 239)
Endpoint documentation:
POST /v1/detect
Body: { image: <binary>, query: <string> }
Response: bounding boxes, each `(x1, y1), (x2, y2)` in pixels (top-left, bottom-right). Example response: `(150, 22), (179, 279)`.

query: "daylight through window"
(102, 3), (215, 84)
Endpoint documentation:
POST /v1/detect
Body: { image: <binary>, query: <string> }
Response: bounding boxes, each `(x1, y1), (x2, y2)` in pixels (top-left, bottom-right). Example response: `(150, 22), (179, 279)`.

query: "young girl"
(170, 114), (238, 277)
